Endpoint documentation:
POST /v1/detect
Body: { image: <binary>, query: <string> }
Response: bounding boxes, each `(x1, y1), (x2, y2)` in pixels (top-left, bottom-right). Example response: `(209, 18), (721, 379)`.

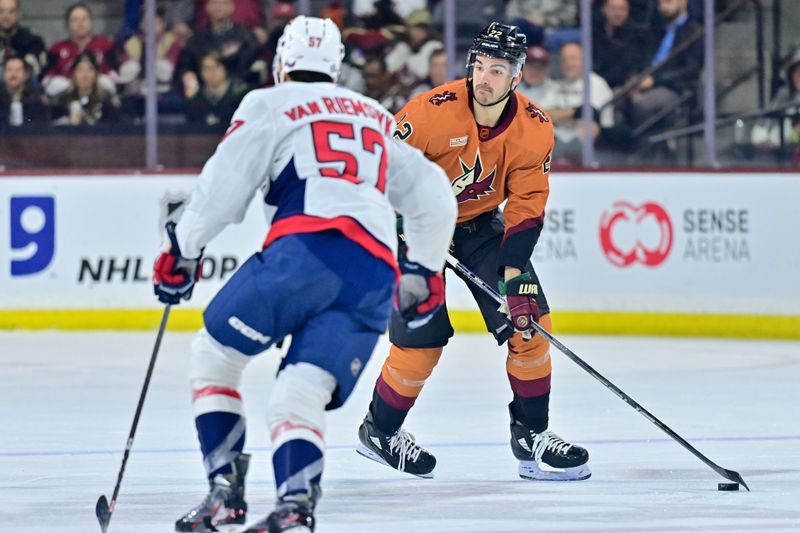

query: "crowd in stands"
(511, 0), (706, 163)
(1, 0), (447, 130)
(0, 0), (796, 164)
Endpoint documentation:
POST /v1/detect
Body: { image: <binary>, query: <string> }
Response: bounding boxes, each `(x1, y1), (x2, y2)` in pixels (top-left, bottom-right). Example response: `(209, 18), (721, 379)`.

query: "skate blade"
(518, 461), (591, 481)
(355, 444), (434, 479)
(235, 525), (311, 533)
(210, 524), (245, 533)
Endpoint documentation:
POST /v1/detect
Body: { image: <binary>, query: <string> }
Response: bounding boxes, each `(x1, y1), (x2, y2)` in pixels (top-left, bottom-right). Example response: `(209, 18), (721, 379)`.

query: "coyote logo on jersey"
(428, 90), (457, 106)
(452, 150), (497, 203)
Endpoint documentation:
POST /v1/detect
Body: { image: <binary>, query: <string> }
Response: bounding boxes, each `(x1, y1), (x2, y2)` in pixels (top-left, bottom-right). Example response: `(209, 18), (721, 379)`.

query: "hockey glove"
(397, 259), (445, 329)
(153, 221), (203, 304)
(498, 273), (541, 340)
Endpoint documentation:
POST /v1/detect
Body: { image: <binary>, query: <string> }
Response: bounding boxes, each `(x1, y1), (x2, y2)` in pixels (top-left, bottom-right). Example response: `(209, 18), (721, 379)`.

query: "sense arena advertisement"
(1, 172), (798, 327)
(530, 172), (800, 316)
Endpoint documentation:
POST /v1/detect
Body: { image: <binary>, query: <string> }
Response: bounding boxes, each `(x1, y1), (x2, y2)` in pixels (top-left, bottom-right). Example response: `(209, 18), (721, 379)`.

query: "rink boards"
(0, 171), (798, 338)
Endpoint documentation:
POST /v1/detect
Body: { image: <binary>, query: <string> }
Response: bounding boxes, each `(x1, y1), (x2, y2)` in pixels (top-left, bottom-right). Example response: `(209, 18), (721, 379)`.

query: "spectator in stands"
(343, 0), (401, 60)
(51, 52), (122, 126)
(162, 0), (196, 45)
(118, 6), (184, 119)
(177, 0), (257, 95)
(362, 54), (407, 114)
(628, 0), (703, 130)
(353, 0), (424, 22)
(544, 42), (614, 164)
(251, 1), (297, 87)
(0, 54), (46, 126)
(120, 0), (195, 46)
(410, 47), (448, 96)
(750, 51), (800, 152)
(184, 50), (245, 126)
(320, 1), (346, 29)
(195, 0), (267, 45)
(505, 0), (581, 52)
(0, 0), (47, 80)
(321, 2), (365, 93)
(43, 3), (118, 98)
(385, 9), (443, 88)
(593, 0), (647, 89)
(517, 45), (558, 106)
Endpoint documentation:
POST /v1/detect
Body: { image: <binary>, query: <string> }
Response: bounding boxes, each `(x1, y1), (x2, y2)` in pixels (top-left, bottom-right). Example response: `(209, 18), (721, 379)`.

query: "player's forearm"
(497, 219), (544, 275)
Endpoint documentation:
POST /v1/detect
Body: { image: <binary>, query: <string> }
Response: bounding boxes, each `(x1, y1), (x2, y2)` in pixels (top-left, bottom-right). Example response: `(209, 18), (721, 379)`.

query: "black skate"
(509, 405), (591, 481)
(241, 500), (315, 533)
(175, 453), (250, 532)
(355, 412), (436, 478)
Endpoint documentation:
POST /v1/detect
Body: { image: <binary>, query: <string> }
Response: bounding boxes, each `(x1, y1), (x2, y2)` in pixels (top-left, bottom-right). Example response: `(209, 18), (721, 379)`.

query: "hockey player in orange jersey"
(356, 22), (591, 481)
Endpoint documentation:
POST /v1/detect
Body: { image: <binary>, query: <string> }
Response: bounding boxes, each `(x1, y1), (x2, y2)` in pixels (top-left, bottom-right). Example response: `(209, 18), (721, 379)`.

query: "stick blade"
(95, 495), (111, 532)
(721, 468), (750, 492)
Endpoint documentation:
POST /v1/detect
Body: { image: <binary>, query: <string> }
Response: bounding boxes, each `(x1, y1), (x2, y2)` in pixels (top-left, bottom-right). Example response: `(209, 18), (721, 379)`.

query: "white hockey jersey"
(174, 82), (456, 272)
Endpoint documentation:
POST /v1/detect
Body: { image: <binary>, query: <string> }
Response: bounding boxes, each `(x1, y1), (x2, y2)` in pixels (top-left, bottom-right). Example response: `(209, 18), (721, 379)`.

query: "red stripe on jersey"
(221, 119), (245, 142)
(263, 215), (399, 277)
(192, 386), (242, 402)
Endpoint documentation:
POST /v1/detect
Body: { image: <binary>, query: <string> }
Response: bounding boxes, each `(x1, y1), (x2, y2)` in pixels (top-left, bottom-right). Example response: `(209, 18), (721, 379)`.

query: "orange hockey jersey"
(393, 78), (554, 270)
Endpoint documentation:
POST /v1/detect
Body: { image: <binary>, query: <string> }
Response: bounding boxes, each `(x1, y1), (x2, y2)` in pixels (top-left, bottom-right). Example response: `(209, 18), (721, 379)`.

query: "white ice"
(2, 331), (799, 532)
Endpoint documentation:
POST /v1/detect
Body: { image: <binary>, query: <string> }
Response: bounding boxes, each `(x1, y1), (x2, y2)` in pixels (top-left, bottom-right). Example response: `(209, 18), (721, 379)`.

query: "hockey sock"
(371, 345), (443, 434)
(510, 392), (550, 433)
(267, 363), (335, 503)
(272, 437), (324, 502)
(193, 386), (246, 477)
(506, 314), (553, 432)
(369, 383), (413, 434)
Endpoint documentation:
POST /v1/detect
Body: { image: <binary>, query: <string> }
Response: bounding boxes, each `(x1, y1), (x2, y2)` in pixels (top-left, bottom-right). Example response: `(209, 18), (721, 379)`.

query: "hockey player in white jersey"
(152, 16), (456, 533)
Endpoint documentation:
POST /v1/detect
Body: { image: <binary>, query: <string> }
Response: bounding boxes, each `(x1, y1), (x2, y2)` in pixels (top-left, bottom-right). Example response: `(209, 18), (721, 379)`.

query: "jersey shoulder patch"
(427, 90), (458, 106)
(524, 102), (550, 124)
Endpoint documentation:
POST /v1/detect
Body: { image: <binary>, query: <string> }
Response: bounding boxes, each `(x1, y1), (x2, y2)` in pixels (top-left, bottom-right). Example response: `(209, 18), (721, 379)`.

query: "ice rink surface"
(2, 330), (799, 532)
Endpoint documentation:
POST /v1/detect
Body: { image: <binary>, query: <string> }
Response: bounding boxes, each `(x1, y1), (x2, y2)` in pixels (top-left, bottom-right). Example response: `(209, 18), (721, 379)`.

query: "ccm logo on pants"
(228, 316), (271, 345)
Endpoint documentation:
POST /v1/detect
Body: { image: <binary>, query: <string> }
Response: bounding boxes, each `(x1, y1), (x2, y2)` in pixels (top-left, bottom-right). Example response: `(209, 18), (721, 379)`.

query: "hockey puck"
(718, 482), (739, 491)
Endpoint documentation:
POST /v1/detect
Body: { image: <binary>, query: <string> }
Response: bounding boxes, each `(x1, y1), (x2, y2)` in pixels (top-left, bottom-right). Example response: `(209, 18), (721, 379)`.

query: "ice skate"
(241, 497), (316, 533)
(356, 412), (436, 478)
(175, 454), (250, 532)
(509, 405), (590, 481)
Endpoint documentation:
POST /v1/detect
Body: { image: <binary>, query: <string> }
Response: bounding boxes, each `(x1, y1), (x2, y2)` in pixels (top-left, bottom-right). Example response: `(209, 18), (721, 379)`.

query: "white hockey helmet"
(273, 16), (344, 84)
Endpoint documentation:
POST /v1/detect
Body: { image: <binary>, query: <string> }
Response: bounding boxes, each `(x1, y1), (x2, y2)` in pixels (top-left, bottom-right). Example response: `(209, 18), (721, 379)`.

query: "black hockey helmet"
(466, 22), (527, 73)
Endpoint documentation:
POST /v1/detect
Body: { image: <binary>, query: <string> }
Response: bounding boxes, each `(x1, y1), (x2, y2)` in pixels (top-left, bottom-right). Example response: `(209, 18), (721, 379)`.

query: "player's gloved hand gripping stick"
(498, 272), (540, 340)
(395, 226), (446, 329)
(445, 251), (750, 491)
(153, 221), (203, 304)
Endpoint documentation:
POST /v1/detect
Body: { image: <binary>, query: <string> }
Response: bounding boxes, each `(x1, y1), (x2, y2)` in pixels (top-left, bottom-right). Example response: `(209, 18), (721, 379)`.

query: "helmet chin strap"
(474, 90), (511, 108)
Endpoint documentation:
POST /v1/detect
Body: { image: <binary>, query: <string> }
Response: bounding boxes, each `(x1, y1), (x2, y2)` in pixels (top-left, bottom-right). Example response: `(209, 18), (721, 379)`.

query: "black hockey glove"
(153, 221), (203, 304)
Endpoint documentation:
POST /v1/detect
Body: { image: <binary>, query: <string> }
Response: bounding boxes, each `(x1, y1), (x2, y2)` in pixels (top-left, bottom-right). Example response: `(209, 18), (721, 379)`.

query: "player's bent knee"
(189, 328), (251, 390)
(386, 345), (443, 377)
(268, 362), (337, 449)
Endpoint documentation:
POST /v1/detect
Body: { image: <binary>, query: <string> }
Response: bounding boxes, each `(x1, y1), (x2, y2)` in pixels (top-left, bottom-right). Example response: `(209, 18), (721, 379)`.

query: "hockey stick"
(95, 304), (172, 532)
(445, 254), (750, 491)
